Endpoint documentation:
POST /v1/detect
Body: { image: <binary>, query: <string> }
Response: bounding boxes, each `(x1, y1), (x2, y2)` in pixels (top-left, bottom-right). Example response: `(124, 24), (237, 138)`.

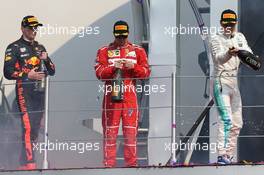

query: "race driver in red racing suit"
(3, 16), (55, 170)
(95, 21), (150, 167)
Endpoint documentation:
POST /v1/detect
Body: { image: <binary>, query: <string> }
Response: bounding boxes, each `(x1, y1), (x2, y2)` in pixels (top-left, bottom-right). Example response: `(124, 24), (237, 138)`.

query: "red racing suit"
(95, 42), (150, 167)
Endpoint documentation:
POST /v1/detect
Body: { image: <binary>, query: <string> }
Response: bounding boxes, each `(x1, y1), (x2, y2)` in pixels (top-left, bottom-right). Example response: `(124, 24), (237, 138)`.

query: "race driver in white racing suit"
(210, 9), (253, 164)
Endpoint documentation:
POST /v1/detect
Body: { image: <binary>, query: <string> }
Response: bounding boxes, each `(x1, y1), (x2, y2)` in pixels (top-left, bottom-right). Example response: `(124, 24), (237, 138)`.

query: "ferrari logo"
(125, 49), (129, 55)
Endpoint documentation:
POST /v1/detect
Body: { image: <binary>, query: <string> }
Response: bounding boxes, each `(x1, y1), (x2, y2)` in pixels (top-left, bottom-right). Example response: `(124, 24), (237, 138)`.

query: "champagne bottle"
(33, 44), (47, 92)
(237, 50), (261, 70)
(111, 68), (124, 101)
(36, 59), (47, 92)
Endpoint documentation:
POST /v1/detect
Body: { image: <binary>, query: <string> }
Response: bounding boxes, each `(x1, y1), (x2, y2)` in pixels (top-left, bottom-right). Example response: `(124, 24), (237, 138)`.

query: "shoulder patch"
(99, 46), (108, 51)
(5, 56), (12, 62)
(132, 44), (142, 48)
(211, 34), (222, 40)
(235, 32), (245, 38)
(6, 48), (12, 52)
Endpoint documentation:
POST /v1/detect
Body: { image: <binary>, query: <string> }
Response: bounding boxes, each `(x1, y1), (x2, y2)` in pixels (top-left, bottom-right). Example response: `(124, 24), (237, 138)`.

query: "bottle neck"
(114, 68), (122, 79)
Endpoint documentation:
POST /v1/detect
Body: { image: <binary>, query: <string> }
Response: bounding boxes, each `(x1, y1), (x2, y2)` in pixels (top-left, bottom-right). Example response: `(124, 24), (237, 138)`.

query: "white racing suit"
(211, 32), (252, 158)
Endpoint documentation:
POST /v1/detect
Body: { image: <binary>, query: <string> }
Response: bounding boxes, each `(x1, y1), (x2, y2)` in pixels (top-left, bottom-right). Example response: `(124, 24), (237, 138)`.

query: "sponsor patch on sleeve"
(6, 48), (12, 53)
(4, 56), (12, 62)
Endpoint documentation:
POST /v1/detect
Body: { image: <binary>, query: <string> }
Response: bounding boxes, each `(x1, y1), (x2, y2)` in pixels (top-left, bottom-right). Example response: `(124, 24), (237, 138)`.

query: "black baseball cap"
(21, 15), (43, 28)
(113, 20), (129, 37)
(220, 9), (237, 24)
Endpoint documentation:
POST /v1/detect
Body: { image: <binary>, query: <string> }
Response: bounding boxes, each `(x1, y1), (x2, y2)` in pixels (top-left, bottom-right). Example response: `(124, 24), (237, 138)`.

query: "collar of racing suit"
(222, 32), (236, 39)
(110, 41), (132, 49)
(20, 36), (36, 46)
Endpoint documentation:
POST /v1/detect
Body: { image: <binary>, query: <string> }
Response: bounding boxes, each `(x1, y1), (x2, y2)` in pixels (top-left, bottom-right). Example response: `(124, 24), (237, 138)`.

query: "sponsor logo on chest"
(126, 51), (136, 57)
(108, 50), (120, 57)
(26, 56), (40, 66)
(20, 47), (27, 53)
(107, 49), (137, 64)
(107, 49), (137, 58)
(236, 38), (243, 47)
(20, 53), (30, 58)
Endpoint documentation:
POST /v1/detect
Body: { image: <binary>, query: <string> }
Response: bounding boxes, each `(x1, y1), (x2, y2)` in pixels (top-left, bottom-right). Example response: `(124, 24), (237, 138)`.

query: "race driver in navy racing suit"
(3, 15), (55, 170)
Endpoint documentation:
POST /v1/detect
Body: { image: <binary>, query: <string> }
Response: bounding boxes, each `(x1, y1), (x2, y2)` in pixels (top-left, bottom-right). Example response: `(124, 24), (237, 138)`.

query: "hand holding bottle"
(228, 47), (239, 56)
(124, 60), (135, 69)
(39, 52), (48, 60)
(114, 60), (124, 69)
(28, 67), (45, 80)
